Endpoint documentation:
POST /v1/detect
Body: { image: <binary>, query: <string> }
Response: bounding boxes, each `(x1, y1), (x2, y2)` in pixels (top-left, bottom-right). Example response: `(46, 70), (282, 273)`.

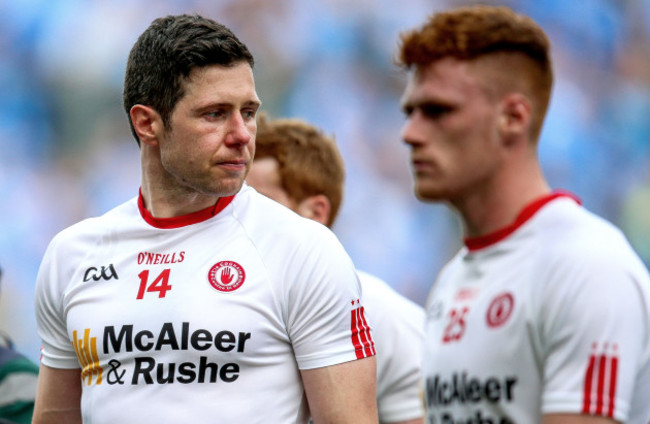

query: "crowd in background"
(0, 0), (648, 362)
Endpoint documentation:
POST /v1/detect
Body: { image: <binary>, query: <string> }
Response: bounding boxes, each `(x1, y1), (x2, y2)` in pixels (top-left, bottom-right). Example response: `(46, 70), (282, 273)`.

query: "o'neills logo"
(137, 251), (185, 265)
(208, 261), (245, 292)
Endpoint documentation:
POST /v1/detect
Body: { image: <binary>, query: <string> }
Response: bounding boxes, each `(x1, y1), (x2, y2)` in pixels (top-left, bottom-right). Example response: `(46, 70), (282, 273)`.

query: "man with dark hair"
(33, 14), (377, 423)
(247, 114), (425, 424)
(397, 5), (650, 424)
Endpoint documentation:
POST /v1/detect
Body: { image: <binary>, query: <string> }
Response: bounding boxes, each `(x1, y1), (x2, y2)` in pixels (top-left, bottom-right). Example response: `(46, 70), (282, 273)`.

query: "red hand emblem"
(220, 268), (234, 284)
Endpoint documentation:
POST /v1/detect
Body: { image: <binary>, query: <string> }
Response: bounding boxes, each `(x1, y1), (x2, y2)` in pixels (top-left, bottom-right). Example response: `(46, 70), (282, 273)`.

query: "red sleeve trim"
(582, 344), (618, 418)
(350, 306), (376, 359)
(464, 190), (581, 251)
(138, 189), (235, 229)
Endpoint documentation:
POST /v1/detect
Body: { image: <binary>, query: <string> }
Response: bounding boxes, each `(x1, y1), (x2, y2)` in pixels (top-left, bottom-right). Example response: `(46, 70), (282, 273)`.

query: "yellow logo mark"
(72, 329), (103, 385)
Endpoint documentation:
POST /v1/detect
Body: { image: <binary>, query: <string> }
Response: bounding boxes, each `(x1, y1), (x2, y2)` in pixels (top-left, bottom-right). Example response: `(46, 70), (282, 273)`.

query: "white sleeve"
(360, 272), (425, 422)
(34, 235), (81, 369)
(540, 249), (650, 422)
(284, 228), (375, 370)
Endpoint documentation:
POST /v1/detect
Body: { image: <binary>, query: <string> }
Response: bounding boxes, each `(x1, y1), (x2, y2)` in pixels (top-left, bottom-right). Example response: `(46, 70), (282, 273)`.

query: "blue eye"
(206, 110), (226, 119)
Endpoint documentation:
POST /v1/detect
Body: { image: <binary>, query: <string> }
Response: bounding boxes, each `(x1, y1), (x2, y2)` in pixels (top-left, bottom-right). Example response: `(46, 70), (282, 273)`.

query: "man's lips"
(216, 159), (248, 171)
(411, 159), (432, 173)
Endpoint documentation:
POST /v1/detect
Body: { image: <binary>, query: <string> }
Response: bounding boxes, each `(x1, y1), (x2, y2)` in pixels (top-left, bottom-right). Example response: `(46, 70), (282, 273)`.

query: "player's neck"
(453, 164), (550, 239)
(140, 156), (219, 219)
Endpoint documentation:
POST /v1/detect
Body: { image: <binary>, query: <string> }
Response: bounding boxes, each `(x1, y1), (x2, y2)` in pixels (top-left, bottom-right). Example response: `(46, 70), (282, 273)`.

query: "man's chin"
(414, 186), (446, 203)
(218, 180), (245, 197)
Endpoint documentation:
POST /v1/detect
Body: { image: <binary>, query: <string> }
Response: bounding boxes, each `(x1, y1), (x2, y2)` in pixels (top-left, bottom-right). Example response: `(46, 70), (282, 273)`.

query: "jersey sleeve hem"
(40, 353), (81, 370)
(378, 403), (424, 423)
(542, 393), (629, 423)
(296, 351), (363, 370)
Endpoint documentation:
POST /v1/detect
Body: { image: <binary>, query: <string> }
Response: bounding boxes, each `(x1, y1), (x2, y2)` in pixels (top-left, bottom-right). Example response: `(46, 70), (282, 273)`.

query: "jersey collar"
(464, 190), (581, 252)
(138, 190), (235, 229)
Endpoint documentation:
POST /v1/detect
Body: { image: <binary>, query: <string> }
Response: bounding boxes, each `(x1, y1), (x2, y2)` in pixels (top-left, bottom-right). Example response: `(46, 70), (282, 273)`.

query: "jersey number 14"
(136, 269), (172, 299)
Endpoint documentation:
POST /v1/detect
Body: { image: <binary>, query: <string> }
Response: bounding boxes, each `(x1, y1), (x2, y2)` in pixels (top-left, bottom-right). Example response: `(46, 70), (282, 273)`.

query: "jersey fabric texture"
(0, 336), (38, 424)
(423, 193), (650, 424)
(358, 271), (425, 423)
(35, 184), (374, 424)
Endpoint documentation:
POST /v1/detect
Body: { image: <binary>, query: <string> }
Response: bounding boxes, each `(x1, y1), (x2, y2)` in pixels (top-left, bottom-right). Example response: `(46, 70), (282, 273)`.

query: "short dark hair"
(123, 14), (255, 145)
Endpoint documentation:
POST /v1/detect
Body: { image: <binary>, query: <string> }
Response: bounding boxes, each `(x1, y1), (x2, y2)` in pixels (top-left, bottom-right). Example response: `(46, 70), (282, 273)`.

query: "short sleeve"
(540, 253), (649, 422)
(34, 236), (81, 369)
(284, 229), (375, 370)
(361, 273), (425, 422)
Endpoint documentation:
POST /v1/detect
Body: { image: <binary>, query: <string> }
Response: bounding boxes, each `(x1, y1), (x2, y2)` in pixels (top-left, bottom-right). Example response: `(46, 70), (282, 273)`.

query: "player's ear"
(498, 93), (531, 146)
(130, 105), (163, 147)
(297, 195), (331, 227)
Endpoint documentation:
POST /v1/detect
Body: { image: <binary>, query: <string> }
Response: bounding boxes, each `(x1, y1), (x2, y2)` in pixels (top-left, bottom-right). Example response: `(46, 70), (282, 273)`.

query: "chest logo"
(486, 291), (514, 328)
(83, 264), (119, 282)
(208, 261), (245, 292)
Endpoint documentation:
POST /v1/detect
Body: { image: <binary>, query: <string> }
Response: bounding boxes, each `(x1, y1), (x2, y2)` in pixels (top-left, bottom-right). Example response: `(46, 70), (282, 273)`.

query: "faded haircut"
(397, 5), (553, 139)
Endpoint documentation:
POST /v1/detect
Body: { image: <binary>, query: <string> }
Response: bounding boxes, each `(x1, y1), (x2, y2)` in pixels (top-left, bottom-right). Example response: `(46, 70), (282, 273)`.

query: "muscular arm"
(542, 414), (619, 424)
(33, 365), (82, 424)
(301, 356), (378, 424)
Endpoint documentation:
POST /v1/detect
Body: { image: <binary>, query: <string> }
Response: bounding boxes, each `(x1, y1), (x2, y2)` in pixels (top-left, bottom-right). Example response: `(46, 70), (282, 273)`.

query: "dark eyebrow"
(402, 99), (453, 115)
(195, 99), (261, 114)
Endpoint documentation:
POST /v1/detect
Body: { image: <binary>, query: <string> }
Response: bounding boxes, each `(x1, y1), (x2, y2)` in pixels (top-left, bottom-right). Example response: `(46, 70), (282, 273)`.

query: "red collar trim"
(138, 190), (235, 229)
(464, 191), (581, 252)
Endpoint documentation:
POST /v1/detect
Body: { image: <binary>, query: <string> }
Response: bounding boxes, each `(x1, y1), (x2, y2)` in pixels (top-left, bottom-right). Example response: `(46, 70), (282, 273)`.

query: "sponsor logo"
(486, 292), (514, 328)
(427, 410), (514, 424)
(454, 287), (479, 301)
(72, 329), (104, 385)
(425, 372), (517, 407)
(83, 264), (119, 282)
(72, 323), (252, 386)
(207, 261), (245, 292)
(425, 372), (517, 423)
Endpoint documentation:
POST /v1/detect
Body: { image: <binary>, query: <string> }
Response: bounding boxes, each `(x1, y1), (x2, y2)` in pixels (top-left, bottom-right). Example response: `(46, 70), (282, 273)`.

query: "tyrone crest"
(208, 261), (245, 292)
(486, 291), (514, 328)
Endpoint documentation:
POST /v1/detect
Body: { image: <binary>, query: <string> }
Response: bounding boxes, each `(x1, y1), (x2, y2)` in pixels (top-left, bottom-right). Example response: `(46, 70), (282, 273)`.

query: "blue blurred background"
(1, 0), (649, 362)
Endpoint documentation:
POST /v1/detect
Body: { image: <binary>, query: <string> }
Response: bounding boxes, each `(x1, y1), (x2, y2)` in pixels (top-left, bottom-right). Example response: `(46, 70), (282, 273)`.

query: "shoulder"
(535, 199), (647, 277)
(230, 185), (342, 249)
(45, 197), (138, 259)
(358, 270), (425, 327)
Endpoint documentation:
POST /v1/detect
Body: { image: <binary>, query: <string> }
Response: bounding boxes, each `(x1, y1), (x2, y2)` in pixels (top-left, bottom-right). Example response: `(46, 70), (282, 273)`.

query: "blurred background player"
(0, 266), (38, 424)
(33, 14), (377, 424)
(247, 113), (425, 424)
(397, 4), (650, 424)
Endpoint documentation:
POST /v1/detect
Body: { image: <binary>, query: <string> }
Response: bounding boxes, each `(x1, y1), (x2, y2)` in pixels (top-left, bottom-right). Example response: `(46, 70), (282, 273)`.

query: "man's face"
(400, 58), (503, 204)
(158, 62), (261, 198)
(246, 157), (297, 210)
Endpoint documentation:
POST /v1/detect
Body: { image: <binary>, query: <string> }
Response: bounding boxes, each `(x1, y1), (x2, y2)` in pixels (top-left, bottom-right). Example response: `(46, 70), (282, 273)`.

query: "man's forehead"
(402, 60), (482, 105)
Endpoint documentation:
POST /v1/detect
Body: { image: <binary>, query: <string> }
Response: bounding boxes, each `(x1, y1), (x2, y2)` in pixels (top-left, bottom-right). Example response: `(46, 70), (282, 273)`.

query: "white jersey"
(423, 193), (650, 424)
(358, 271), (425, 423)
(35, 185), (375, 424)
